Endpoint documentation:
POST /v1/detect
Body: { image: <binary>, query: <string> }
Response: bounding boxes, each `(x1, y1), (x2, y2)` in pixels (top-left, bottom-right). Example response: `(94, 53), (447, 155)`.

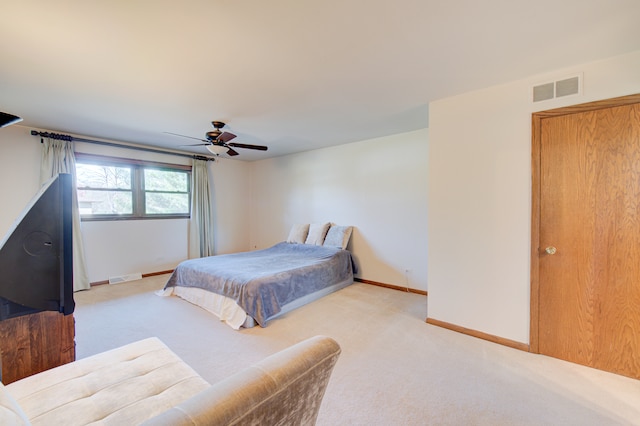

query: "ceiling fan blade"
(180, 143), (210, 147)
(228, 142), (268, 151)
(226, 147), (240, 156)
(217, 131), (237, 143)
(164, 131), (207, 142)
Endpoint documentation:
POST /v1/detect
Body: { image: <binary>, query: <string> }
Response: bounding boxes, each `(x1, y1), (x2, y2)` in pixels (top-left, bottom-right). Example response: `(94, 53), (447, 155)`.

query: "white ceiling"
(2, 1), (640, 161)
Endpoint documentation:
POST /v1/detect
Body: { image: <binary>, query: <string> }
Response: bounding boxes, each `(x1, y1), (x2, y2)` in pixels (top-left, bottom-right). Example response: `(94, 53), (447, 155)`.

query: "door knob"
(545, 246), (557, 255)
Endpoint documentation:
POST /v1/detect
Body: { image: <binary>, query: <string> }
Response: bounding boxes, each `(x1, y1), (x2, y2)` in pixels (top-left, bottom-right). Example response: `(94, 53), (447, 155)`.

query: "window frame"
(75, 153), (191, 221)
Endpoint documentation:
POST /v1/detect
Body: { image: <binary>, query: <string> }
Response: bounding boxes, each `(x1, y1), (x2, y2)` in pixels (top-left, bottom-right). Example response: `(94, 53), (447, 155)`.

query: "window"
(75, 154), (191, 220)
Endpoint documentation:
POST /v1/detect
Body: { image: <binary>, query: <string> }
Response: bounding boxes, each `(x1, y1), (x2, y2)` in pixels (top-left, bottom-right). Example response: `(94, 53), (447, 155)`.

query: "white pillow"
(286, 224), (310, 244)
(323, 225), (353, 249)
(304, 222), (331, 245)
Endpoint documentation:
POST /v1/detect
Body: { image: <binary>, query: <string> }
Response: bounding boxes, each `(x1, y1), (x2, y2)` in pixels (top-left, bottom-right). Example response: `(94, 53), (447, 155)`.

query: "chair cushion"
(0, 382), (31, 426)
(6, 337), (209, 426)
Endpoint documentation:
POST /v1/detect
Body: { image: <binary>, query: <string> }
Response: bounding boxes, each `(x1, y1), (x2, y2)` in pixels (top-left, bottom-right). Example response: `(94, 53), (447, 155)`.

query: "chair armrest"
(142, 335), (341, 426)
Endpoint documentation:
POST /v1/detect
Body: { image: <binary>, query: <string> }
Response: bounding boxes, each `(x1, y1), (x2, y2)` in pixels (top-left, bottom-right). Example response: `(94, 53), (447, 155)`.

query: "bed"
(159, 223), (354, 329)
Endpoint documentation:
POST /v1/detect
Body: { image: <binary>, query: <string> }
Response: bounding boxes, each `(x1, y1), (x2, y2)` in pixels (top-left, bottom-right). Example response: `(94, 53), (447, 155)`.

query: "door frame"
(529, 93), (640, 354)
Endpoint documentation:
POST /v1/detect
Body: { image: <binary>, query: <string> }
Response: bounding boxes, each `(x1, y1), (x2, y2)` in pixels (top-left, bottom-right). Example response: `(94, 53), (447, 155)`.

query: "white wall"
(249, 129), (429, 291)
(427, 50), (640, 344)
(210, 157), (252, 255)
(0, 125), (42, 234)
(0, 125), (252, 283)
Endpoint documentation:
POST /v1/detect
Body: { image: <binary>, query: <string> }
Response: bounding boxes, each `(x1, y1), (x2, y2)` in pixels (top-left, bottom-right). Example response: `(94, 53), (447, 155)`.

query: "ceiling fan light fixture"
(206, 130), (221, 140)
(206, 144), (227, 155)
(167, 120), (266, 157)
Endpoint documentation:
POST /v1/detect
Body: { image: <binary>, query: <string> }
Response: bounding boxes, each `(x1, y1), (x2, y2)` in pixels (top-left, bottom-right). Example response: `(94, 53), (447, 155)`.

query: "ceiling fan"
(165, 121), (268, 157)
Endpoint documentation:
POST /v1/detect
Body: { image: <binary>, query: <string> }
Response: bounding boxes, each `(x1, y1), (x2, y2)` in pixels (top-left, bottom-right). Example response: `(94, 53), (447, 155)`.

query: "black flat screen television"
(0, 173), (74, 321)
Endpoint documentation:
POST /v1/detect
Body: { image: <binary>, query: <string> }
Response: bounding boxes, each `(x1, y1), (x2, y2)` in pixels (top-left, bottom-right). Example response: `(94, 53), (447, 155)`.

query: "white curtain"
(40, 138), (91, 291)
(189, 159), (214, 258)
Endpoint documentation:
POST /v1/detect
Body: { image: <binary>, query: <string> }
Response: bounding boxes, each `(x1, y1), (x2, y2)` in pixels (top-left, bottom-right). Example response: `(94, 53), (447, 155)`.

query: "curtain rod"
(30, 130), (215, 162)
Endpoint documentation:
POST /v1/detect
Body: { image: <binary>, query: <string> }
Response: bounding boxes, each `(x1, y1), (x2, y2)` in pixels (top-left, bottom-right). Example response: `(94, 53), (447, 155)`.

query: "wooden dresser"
(0, 311), (75, 384)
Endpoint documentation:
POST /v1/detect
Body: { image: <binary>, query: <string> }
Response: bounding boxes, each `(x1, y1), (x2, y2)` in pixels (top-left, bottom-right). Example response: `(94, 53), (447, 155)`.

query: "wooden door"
(531, 94), (640, 380)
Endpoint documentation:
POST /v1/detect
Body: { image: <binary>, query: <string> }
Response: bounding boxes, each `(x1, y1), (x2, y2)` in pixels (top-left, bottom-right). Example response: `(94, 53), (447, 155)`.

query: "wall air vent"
(533, 83), (555, 102)
(532, 74), (582, 102)
(108, 272), (142, 284)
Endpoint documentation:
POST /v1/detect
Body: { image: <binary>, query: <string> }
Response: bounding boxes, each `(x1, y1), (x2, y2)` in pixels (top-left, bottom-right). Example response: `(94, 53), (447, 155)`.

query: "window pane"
(78, 190), (133, 215)
(75, 156), (191, 220)
(144, 169), (188, 192)
(76, 164), (131, 189)
(145, 193), (189, 214)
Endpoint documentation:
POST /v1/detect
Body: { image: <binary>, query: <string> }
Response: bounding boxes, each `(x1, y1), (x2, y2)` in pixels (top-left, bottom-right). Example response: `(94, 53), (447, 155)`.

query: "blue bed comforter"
(164, 242), (354, 326)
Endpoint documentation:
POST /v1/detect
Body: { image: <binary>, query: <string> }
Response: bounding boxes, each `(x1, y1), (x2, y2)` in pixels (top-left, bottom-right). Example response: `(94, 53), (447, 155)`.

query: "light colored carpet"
(74, 275), (640, 425)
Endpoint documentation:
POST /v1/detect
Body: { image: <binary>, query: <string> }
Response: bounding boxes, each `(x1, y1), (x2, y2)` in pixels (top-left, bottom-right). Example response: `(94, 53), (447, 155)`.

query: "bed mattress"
(161, 242), (354, 327)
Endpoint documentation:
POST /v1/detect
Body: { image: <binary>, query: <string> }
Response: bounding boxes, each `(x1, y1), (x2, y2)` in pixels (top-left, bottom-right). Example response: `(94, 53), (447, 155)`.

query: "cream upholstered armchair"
(1, 335), (341, 426)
